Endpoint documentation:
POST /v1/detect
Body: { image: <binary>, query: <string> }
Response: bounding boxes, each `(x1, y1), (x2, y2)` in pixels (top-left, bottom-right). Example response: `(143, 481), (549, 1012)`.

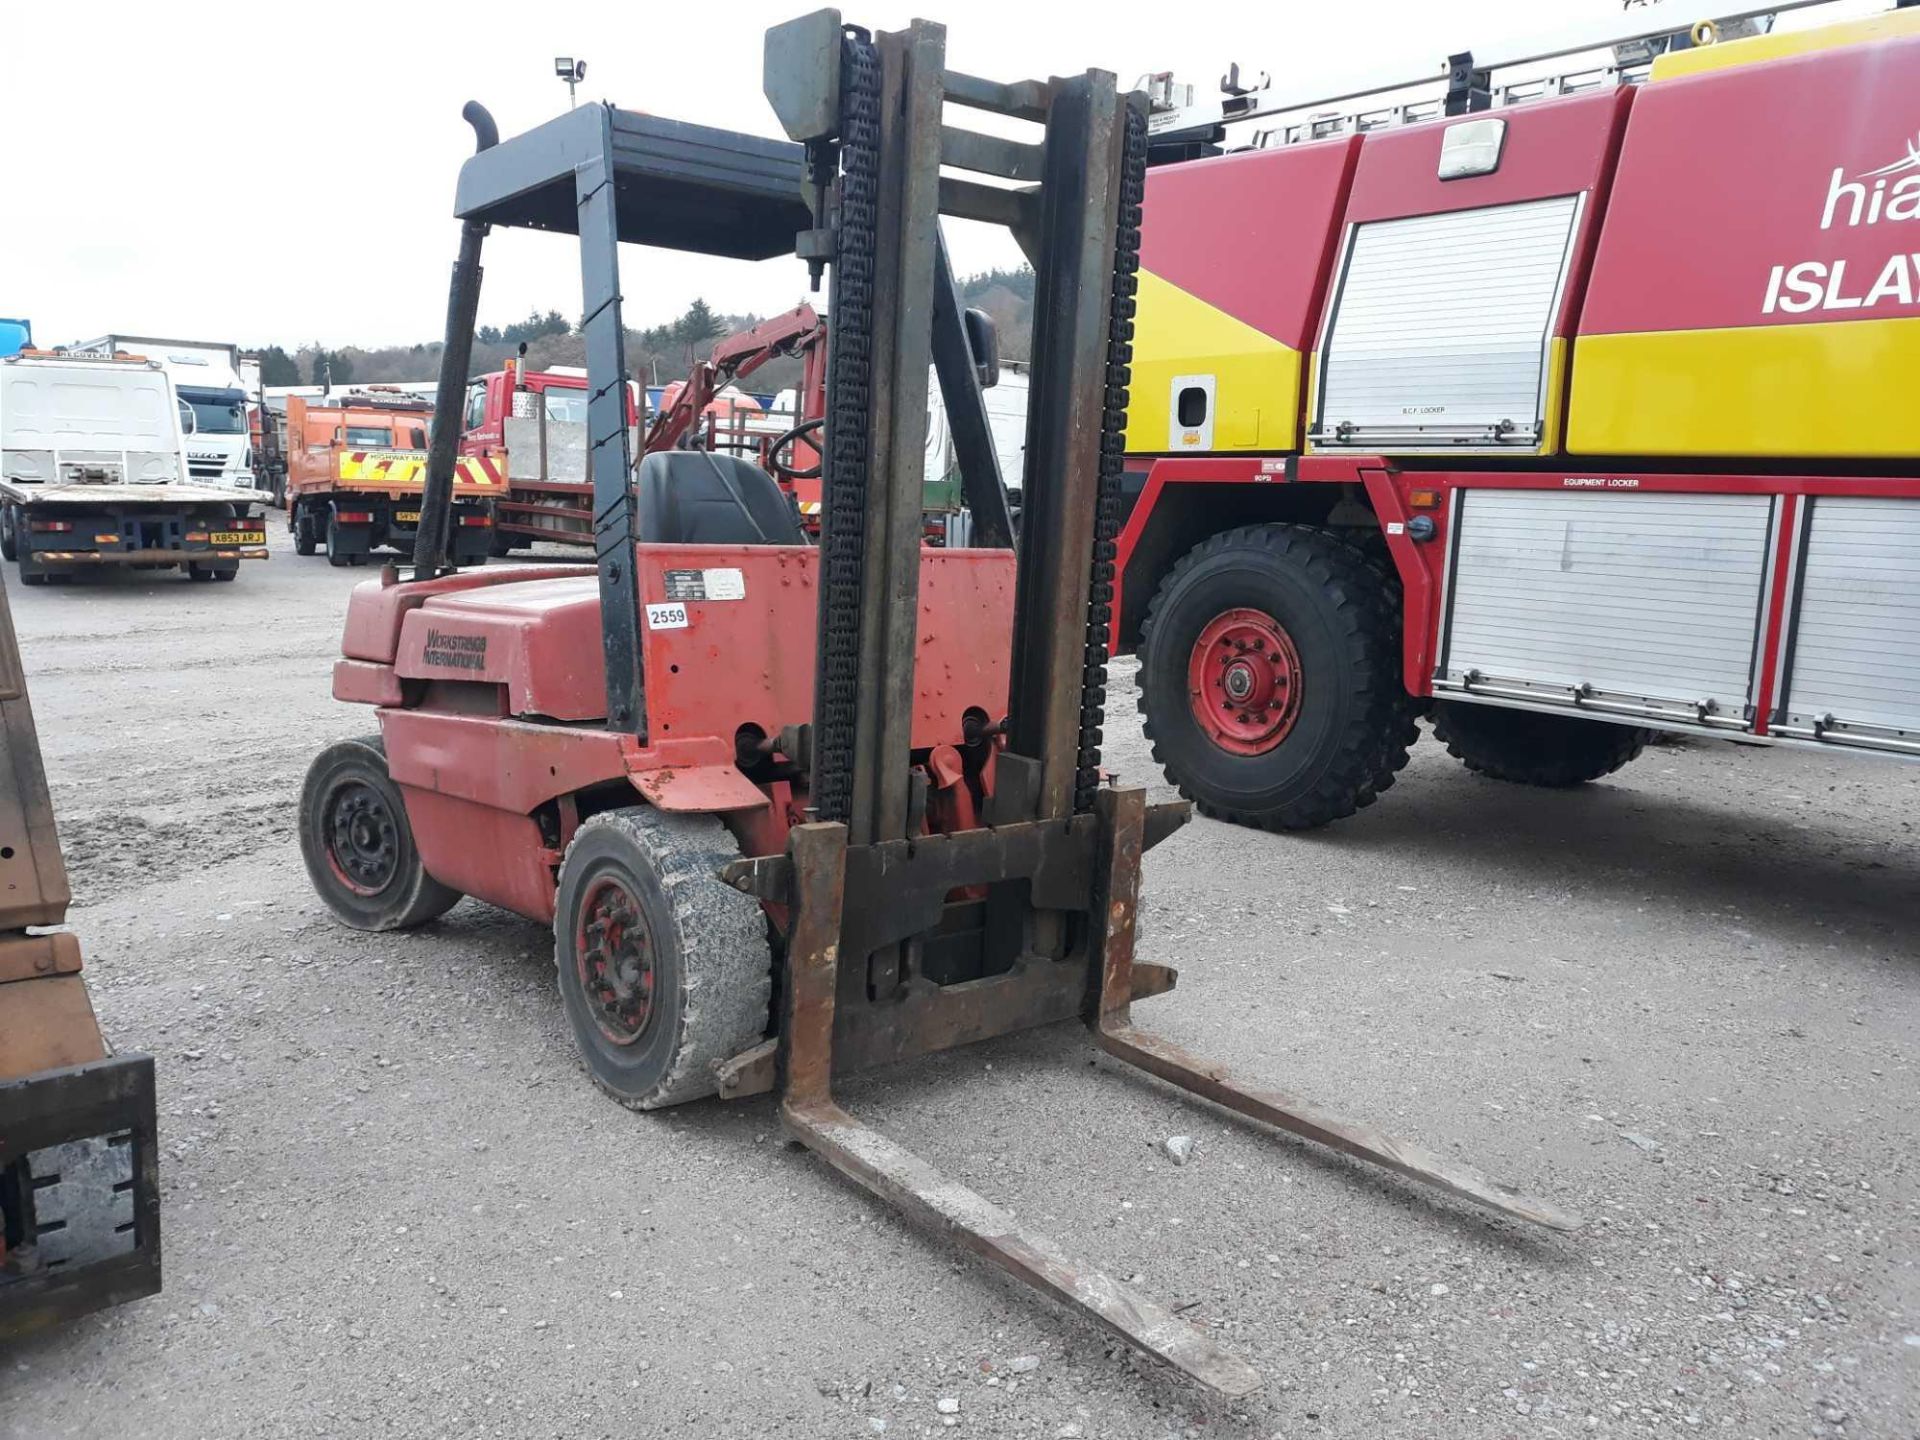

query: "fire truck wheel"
(1431, 702), (1652, 788)
(1138, 524), (1418, 831)
(299, 735), (462, 931)
(553, 807), (772, 1111)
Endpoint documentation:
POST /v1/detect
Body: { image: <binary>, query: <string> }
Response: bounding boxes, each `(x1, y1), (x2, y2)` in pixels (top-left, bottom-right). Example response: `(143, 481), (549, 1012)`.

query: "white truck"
(0, 350), (268, 584)
(68, 336), (257, 494)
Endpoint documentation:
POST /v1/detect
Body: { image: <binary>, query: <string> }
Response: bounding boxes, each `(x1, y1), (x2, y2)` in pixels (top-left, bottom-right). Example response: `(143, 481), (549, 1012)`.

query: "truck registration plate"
(209, 531), (259, 545)
(394, 511), (421, 524)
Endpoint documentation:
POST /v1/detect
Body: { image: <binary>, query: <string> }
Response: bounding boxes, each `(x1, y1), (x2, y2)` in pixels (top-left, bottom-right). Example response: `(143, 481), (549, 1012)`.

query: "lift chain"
(812, 29), (882, 827)
(1074, 99), (1148, 814)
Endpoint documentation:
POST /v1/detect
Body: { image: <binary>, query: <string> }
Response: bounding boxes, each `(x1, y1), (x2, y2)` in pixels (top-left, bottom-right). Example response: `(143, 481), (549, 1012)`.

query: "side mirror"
(964, 308), (1000, 390)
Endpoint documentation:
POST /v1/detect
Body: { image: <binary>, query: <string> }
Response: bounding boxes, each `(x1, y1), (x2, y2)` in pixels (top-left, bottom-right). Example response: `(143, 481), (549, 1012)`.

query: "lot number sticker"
(645, 602), (690, 630)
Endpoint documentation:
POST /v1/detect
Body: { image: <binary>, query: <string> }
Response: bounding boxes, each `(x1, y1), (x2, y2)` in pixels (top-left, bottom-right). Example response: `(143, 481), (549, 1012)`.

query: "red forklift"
(298, 10), (1577, 1395)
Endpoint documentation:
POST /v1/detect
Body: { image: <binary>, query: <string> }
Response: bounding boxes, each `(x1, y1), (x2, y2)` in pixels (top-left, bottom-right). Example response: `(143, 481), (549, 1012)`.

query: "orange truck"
(285, 389), (502, 566)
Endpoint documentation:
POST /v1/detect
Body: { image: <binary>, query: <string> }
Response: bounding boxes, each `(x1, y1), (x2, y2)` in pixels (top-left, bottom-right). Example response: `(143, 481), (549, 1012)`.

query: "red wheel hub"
(576, 876), (656, 1046)
(1186, 608), (1303, 756)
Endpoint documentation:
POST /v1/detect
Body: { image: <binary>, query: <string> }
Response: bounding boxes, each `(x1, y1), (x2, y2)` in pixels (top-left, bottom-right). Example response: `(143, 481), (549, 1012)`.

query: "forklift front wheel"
(553, 808), (772, 1111)
(299, 736), (461, 931)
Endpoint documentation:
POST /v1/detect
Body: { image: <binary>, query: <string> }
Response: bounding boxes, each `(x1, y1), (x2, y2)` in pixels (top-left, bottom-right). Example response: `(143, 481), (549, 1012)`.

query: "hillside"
(249, 269), (1035, 393)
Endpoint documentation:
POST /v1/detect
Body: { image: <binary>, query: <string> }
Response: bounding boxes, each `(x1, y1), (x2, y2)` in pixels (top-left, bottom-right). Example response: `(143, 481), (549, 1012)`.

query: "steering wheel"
(767, 418), (825, 481)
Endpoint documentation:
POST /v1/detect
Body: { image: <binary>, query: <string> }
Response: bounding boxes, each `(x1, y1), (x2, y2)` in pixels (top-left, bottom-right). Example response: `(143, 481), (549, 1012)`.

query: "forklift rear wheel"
(299, 735), (461, 931)
(1138, 523), (1418, 830)
(553, 807), (772, 1111)
(1432, 702), (1651, 788)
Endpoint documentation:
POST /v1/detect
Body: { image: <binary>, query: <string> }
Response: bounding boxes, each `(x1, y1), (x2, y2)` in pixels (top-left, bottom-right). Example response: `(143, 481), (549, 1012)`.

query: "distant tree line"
(245, 271), (1033, 393)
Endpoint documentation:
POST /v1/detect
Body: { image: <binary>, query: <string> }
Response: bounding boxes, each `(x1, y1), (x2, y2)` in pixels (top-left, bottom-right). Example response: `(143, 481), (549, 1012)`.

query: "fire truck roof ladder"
(1145, 0), (1887, 156)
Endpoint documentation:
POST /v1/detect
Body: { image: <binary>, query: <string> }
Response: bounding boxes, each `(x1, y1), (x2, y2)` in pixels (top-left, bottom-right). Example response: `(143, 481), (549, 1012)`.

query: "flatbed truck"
(0, 351), (267, 585)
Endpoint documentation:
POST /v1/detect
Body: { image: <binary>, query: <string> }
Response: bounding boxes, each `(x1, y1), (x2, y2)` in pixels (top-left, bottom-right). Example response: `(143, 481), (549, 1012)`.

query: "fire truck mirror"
(964, 308), (1000, 390)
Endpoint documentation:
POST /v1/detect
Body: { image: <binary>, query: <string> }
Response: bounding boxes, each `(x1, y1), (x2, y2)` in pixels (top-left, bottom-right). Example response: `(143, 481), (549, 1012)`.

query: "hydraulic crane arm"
(642, 303), (826, 454)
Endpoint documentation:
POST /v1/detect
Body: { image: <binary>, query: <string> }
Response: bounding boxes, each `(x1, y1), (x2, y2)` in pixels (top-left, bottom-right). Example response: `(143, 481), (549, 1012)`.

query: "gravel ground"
(1, 526), (1915, 1439)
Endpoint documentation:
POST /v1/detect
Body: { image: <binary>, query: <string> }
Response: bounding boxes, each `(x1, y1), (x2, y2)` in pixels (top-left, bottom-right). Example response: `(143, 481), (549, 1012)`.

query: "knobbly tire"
(1432, 702), (1651, 788)
(1138, 523), (1419, 830)
(299, 735), (461, 931)
(553, 807), (772, 1111)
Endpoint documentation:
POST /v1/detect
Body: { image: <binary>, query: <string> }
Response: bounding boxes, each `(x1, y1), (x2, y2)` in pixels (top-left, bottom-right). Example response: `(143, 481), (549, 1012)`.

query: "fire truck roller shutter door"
(1311, 196), (1581, 453)
(1780, 497), (1920, 748)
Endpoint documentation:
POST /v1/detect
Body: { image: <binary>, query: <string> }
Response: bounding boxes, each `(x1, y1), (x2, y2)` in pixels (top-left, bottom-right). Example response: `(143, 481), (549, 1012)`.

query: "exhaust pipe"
(413, 103), (499, 577)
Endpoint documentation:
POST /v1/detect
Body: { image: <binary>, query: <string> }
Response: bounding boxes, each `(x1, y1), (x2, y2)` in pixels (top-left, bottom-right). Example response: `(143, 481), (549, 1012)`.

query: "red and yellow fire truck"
(1116, 3), (1920, 829)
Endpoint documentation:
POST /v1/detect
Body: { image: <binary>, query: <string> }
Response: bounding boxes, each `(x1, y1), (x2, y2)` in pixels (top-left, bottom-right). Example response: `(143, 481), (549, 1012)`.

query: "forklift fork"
(770, 788), (1577, 1398)
(774, 814), (1265, 1398)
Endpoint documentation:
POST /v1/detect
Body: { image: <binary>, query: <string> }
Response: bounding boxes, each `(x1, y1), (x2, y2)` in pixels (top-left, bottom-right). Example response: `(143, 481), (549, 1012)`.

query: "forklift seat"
(635, 451), (805, 547)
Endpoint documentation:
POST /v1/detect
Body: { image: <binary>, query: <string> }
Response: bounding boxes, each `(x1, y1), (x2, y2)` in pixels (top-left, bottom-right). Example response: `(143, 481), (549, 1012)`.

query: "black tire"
(325, 513), (352, 568)
(0, 505), (17, 563)
(214, 567), (238, 582)
(299, 735), (461, 931)
(1431, 702), (1652, 788)
(1138, 524), (1418, 831)
(293, 505), (317, 557)
(18, 552), (46, 587)
(187, 564), (217, 583)
(553, 807), (771, 1111)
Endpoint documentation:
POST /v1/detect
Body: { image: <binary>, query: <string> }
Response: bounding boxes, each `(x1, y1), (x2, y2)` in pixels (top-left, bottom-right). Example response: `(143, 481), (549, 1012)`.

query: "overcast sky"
(7, 0), (1870, 351)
